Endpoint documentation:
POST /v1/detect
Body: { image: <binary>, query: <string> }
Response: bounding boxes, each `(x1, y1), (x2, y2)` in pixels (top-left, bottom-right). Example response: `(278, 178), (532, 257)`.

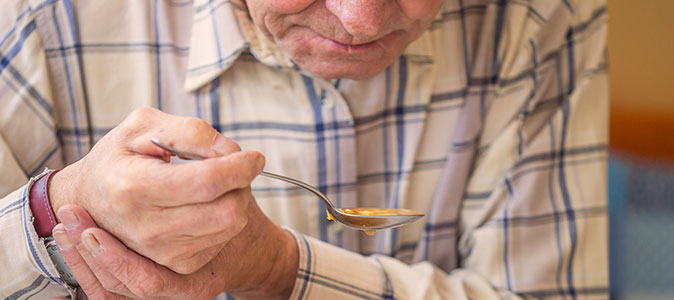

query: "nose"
(325, 0), (389, 39)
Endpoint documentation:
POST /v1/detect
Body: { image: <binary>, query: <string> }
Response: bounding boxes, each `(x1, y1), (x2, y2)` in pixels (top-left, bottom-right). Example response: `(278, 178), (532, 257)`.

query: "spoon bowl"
(150, 138), (425, 233)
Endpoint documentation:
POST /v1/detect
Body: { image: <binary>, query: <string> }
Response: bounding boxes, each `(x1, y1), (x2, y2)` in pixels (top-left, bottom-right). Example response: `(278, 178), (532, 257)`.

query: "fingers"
(126, 189), (250, 273)
(56, 206), (134, 297)
(164, 187), (251, 237)
(122, 107), (240, 159)
(52, 224), (116, 300)
(79, 227), (189, 299)
(141, 150), (265, 206)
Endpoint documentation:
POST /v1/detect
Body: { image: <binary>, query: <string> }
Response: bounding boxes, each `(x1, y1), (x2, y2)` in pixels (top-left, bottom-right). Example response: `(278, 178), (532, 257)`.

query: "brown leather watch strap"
(29, 169), (60, 238)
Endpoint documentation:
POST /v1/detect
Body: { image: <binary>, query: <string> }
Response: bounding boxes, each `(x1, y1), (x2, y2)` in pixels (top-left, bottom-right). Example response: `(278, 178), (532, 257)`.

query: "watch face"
(45, 237), (79, 287)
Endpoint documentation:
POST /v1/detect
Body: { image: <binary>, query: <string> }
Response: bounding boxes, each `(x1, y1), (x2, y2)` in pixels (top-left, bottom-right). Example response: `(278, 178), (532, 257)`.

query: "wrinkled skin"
(49, 0), (442, 299)
(245, 0), (442, 79)
(50, 107), (264, 274)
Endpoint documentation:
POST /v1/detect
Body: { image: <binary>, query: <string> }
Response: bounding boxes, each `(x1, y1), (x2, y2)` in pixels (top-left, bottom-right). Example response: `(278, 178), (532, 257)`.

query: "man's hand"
(48, 107), (265, 274)
(51, 203), (299, 300)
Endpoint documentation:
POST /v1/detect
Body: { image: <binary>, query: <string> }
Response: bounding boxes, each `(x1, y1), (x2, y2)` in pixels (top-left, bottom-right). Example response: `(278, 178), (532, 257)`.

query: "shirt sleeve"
(285, 72), (608, 300)
(287, 230), (523, 300)
(0, 184), (75, 299)
(0, 0), (71, 298)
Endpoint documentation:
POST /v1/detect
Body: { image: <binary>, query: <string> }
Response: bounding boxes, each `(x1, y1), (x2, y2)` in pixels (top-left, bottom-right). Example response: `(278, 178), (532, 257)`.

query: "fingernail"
(53, 229), (73, 250)
(58, 210), (80, 230)
(213, 134), (229, 155)
(256, 154), (266, 171)
(82, 232), (105, 256)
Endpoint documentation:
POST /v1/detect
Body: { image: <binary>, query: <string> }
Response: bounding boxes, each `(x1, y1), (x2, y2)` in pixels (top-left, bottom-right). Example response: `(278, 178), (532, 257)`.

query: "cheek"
(265, 0), (316, 14)
(397, 0), (443, 20)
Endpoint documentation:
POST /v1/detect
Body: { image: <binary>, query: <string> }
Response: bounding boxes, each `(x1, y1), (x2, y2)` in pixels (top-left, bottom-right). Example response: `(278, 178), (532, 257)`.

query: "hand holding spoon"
(150, 138), (425, 234)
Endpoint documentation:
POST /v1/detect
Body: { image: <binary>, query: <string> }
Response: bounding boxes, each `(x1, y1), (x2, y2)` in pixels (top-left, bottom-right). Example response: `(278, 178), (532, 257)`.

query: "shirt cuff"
(285, 228), (393, 300)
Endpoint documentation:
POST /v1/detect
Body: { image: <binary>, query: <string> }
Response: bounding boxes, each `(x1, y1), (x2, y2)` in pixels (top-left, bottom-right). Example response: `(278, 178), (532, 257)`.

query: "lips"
(305, 29), (387, 52)
(327, 38), (377, 50)
(317, 31), (382, 45)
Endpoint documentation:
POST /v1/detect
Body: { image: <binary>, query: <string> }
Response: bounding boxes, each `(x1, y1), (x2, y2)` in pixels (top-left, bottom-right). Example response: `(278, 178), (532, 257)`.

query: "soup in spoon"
(327, 208), (423, 235)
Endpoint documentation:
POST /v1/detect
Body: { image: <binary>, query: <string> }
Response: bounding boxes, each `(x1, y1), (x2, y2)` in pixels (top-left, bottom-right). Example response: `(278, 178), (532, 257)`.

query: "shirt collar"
(184, 0), (248, 91)
(184, 0), (434, 91)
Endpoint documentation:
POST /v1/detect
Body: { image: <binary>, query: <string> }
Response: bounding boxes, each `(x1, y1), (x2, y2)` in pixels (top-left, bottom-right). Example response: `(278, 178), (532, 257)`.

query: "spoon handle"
(150, 138), (336, 209)
(260, 172), (334, 208)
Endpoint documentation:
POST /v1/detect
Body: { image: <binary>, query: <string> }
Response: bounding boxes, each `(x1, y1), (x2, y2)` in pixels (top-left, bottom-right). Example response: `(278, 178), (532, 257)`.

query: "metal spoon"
(150, 138), (425, 232)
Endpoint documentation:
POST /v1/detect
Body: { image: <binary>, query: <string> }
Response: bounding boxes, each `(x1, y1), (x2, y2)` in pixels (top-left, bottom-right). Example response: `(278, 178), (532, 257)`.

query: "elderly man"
(0, 0), (608, 299)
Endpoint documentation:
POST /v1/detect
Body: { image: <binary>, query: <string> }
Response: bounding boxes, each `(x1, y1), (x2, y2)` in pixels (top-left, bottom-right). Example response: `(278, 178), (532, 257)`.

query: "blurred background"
(608, 0), (674, 299)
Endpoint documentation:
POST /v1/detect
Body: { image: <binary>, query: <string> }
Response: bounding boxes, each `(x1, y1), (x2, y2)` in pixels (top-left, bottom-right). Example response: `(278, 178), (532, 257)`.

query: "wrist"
(47, 163), (77, 218)
(231, 207), (299, 299)
(264, 229), (299, 298)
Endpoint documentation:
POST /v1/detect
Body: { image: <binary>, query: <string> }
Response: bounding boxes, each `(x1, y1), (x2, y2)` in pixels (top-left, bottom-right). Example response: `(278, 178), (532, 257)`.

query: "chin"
(278, 30), (406, 81)
(302, 61), (390, 80)
(288, 49), (401, 81)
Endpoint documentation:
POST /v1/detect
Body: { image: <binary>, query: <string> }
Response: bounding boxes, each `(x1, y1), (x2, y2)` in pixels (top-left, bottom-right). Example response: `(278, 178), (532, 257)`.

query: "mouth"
(310, 31), (383, 53)
(326, 38), (377, 51)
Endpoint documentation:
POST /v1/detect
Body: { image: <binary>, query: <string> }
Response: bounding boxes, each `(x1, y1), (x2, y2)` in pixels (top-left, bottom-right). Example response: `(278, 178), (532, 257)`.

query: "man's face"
(245, 0), (442, 80)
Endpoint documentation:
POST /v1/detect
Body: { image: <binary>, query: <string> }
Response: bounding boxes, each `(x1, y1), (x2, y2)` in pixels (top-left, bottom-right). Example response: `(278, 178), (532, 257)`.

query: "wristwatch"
(30, 168), (79, 287)
(45, 236), (79, 286)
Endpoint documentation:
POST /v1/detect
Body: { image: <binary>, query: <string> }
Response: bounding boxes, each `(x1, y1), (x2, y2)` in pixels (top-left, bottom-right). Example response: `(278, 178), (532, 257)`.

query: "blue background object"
(609, 153), (674, 299)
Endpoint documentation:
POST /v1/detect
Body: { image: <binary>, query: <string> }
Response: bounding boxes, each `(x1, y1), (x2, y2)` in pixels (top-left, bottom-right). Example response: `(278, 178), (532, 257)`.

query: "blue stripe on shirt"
(4, 276), (46, 300)
(5, 65), (54, 118)
(44, 42), (190, 54)
(0, 8), (32, 50)
(329, 81), (344, 246)
(28, 146), (58, 176)
(548, 118), (566, 298)
(0, 202), (22, 219)
(0, 20), (36, 75)
(560, 27), (578, 300)
(52, 4), (83, 158)
(209, 77), (221, 132)
(208, 0), (224, 70)
(296, 234), (313, 299)
(301, 75), (329, 242)
(63, 0), (93, 146)
(503, 177), (514, 290)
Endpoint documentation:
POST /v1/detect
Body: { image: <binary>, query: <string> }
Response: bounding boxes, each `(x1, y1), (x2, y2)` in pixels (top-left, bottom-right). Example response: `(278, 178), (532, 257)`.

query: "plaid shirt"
(0, 0), (609, 299)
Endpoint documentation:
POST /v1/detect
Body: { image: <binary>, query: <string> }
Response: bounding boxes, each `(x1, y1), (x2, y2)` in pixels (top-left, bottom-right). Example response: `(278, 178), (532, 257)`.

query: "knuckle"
(107, 175), (133, 197)
(184, 117), (212, 134)
(125, 107), (159, 127)
(170, 260), (200, 275)
(133, 107), (159, 118)
(101, 251), (128, 278)
(193, 175), (222, 200)
(100, 278), (127, 294)
(105, 176), (137, 213)
(219, 195), (248, 232)
(145, 243), (179, 267)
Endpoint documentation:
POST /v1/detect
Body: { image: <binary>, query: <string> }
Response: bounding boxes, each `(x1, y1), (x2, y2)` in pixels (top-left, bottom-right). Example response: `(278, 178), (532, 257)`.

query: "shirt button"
(322, 94), (335, 109)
